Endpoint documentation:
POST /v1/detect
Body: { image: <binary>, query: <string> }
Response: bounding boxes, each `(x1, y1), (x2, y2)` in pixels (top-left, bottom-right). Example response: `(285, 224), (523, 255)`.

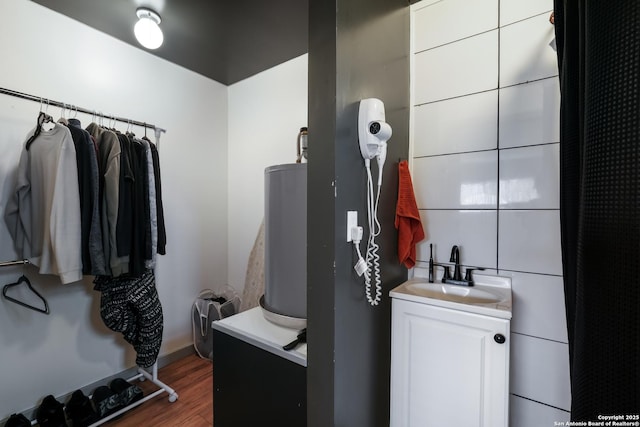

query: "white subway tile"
(412, 0), (441, 10)
(413, 151), (498, 210)
(499, 78), (560, 148)
(498, 210), (562, 275)
(415, 30), (498, 104)
(499, 144), (559, 209)
(417, 210), (497, 269)
(510, 333), (571, 410)
(510, 394), (570, 427)
(501, 271), (568, 342)
(500, 0), (554, 27)
(414, 91), (498, 157)
(414, 0), (498, 52)
(500, 14), (558, 87)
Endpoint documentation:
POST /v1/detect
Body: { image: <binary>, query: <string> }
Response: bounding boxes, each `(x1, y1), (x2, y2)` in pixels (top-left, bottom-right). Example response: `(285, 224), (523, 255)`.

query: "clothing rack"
(0, 259), (30, 268)
(0, 271), (179, 424)
(0, 87), (166, 134)
(0, 89), (177, 423)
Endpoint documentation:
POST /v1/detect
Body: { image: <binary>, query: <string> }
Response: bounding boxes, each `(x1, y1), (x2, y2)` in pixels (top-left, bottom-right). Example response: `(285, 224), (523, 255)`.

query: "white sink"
(390, 272), (512, 319)
(405, 282), (502, 304)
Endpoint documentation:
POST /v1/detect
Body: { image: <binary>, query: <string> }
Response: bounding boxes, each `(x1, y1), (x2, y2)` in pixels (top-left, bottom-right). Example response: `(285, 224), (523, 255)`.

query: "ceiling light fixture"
(134, 7), (164, 50)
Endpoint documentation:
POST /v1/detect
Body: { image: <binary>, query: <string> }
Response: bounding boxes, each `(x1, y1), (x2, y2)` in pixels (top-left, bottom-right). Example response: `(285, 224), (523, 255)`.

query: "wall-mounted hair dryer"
(358, 98), (393, 166)
(353, 98), (393, 306)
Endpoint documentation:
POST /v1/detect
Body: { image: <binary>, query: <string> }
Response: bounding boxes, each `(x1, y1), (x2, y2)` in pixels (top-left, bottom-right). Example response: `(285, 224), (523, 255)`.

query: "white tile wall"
(499, 77), (560, 148)
(414, 30), (498, 104)
(510, 395), (570, 427)
(500, 14), (558, 87)
(499, 144), (559, 209)
(417, 210), (497, 268)
(413, 151), (498, 210)
(510, 333), (571, 410)
(413, 91), (498, 157)
(413, 0), (441, 8)
(506, 271), (568, 343)
(411, 0), (567, 421)
(413, 0), (498, 52)
(498, 210), (562, 275)
(500, 0), (554, 27)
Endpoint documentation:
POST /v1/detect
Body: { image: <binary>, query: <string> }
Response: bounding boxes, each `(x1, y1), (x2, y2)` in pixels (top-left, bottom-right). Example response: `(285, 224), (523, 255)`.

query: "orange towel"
(395, 160), (425, 268)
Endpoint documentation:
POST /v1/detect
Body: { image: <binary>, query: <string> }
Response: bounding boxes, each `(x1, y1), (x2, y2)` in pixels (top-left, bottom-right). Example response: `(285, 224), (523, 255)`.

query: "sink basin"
(405, 282), (502, 304)
(390, 272), (512, 319)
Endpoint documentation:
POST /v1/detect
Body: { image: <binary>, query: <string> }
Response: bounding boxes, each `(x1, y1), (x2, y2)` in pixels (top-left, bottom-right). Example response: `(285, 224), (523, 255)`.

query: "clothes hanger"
(106, 114), (117, 132)
(58, 102), (69, 125)
(126, 119), (135, 137)
(26, 99), (54, 150)
(2, 275), (50, 315)
(68, 105), (81, 127)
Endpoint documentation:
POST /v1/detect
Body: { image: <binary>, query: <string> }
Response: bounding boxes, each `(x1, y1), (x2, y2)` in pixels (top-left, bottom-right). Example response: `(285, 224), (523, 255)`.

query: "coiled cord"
(365, 163), (382, 306)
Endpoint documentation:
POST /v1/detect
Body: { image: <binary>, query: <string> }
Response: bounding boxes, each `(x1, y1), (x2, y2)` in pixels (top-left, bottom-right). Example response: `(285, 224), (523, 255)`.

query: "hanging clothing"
(87, 123), (128, 277)
(129, 136), (150, 276)
(115, 132), (134, 267)
(66, 118), (105, 276)
(113, 133), (151, 276)
(94, 269), (163, 368)
(4, 123), (82, 284)
(129, 137), (152, 273)
(141, 138), (158, 269)
(149, 141), (166, 255)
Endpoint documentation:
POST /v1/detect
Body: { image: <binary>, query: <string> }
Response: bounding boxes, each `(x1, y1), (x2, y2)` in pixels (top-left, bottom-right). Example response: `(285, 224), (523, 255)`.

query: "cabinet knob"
(494, 334), (506, 344)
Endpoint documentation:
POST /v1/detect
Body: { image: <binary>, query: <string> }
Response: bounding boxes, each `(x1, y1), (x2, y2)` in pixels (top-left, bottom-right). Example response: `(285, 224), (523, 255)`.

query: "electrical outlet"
(347, 211), (358, 242)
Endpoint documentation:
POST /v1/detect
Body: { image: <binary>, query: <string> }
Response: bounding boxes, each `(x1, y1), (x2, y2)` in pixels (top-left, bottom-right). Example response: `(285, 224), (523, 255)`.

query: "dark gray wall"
(307, 0), (410, 425)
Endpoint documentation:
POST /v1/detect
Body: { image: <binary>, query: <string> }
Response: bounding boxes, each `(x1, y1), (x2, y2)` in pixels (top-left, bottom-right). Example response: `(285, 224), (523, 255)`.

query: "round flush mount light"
(134, 7), (164, 50)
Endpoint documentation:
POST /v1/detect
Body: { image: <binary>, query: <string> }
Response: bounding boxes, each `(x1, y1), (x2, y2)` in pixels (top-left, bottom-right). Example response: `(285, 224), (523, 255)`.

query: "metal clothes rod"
(0, 87), (166, 134)
(0, 259), (29, 268)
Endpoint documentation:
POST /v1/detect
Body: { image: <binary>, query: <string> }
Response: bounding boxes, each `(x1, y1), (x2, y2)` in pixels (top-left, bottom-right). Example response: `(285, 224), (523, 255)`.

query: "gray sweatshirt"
(4, 123), (82, 284)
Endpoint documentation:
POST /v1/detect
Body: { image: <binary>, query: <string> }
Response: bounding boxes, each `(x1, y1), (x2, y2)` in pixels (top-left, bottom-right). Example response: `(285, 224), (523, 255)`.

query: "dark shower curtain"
(554, 0), (640, 420)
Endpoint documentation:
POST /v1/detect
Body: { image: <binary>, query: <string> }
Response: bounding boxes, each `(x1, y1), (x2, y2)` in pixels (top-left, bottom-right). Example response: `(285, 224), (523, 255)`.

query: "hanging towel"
(394, 160), (425, 268)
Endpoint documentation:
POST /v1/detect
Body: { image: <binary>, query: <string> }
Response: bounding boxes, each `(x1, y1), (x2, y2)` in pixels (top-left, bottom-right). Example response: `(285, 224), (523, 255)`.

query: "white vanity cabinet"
(389, 275), (512, 427)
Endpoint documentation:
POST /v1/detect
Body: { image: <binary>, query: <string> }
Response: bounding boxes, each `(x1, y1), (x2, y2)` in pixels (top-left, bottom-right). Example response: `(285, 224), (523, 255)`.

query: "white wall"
(411, 0), (571, 422)
(0, 0), (228, 419)
(227, 55), (308, 296)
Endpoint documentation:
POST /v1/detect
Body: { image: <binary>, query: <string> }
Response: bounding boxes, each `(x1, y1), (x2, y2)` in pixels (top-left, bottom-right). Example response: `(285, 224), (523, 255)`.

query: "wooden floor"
(104, 354), (213, 426)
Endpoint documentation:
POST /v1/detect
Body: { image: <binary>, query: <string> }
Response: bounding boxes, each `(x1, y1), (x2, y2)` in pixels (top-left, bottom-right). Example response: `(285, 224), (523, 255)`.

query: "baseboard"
(2, 345), (196, 424)
(156, 345), (196, 369)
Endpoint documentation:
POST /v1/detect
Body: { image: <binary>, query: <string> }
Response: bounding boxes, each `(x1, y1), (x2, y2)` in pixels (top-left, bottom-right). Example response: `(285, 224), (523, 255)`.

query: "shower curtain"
(554, 0), (639, 420)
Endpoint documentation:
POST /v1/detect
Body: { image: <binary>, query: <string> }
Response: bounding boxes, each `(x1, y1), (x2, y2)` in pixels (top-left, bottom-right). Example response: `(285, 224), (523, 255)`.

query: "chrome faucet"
(449, 245), (462, 281)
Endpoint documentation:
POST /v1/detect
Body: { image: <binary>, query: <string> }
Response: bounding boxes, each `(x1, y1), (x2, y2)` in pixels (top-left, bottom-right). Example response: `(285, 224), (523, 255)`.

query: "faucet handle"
(438, 264), (451, 282)
(442, 265), (451, 283)
(463, 267), (486, 283)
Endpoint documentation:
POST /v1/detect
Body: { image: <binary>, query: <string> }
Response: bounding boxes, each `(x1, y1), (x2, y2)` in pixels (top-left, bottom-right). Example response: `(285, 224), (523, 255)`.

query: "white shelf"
(212, 307), (307, 367)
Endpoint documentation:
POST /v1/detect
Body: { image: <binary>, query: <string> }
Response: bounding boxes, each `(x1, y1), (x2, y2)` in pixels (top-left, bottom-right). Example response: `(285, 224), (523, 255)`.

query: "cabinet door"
(390, 298), (510, 427)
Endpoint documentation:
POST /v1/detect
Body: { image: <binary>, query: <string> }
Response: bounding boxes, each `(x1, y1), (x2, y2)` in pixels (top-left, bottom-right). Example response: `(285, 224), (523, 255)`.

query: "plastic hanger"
(2, 275), (50, 315)
(26, 99), (55, 150)
(57, 102), (69, 125)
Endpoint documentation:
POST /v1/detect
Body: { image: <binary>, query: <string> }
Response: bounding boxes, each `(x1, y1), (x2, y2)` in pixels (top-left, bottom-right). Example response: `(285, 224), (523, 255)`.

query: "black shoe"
(4, 413), (31, 427)
(109, 378), (143, 407)
(35, 395), (68, 427)
(91, 386), (122, 419)
(64, 390), (99, 427)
